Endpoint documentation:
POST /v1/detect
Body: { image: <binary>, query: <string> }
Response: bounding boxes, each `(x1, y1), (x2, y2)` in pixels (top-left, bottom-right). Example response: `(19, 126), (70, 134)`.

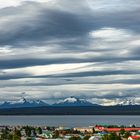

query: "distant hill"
(0, 105), (140, 115)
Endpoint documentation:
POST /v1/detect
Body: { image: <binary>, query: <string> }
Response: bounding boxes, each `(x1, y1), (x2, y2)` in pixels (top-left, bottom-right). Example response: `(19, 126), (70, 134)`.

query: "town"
(0, 124), (140, 140)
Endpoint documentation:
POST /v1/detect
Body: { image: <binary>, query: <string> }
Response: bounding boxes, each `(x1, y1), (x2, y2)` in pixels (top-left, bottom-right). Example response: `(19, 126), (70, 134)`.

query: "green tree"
(69, 136), (81, 140)
(124, 131), (131, 138)
(47, 126), (51, 131)
(12, 134), (21, 140)
(53, 130), (59, 138)
(92, 128), (96, 134)
(132, 124), (136, 128)
(83, 136), (90, 140)
(102, 133), (121, 140)
(120, 128), (125, 136)
(26, 138), (32, 140)
(1, 127), (10, 139)
(38, 127), (42, 134)
(15, 129), (21, 137)
(25, 126), (31, 137)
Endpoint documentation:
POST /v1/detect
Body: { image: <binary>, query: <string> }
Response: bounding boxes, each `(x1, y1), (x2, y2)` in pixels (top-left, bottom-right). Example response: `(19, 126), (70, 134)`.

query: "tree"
(1, 127), (10, 139)
(12, 134), (21, 140)
(120, 128), (125, 136)
(25, 126), (31, 137)
(14, 129), (21, 137)
(102, 133), (121, 140)
(38, 127), (42, 134)
(124, 131), (131, 138)
(132, 124), (136, 128)
(92, 128), (96, 134)
(26, 138), (32, 140)
(53, 130), (59, 138)
(83, 136), (90, 140)
(47, 126), (51, 131)
(69, 136), (81, 140)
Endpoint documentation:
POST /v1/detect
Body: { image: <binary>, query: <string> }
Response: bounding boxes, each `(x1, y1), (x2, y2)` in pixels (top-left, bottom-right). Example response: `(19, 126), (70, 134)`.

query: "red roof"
(129, 136), (140, 139)
(95, 126), (140, 132)
(105, 128), (140, 132)
(95, 126), (104, 131)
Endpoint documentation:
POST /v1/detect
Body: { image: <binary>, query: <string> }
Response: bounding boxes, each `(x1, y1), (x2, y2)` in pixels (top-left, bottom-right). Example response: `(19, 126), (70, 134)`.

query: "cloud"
(0, 0), (51, 8)
(86, 0), (140, 12)
(0, 1), (93, 47)
(89, 28), (132, 41)
(0, 0), (139, 105)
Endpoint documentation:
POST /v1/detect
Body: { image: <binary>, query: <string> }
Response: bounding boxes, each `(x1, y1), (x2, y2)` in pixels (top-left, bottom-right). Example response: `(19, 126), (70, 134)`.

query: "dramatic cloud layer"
(0, 0), (140, 105)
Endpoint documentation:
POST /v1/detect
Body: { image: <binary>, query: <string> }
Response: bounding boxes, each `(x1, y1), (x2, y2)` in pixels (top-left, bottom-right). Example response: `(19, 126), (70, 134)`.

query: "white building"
(89, 136), (102, 140)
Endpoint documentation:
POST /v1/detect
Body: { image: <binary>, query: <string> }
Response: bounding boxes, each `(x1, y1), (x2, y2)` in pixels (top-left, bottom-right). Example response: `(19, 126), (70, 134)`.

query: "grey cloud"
(0, 0), (140, 47)
(0, 0), (139, 104)
(0, 54), (140, 69)
(50, 70), (140, 78)
(0, 66), (140, 80)
(0, 2), (93, 46)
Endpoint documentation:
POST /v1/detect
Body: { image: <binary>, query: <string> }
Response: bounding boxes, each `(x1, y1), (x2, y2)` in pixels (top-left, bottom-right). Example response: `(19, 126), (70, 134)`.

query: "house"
(64, 135), (72, 139)
(95, 126), (105, 132)
(21, 129), (26, 136)
(96, 131), (108, 136)
(128, 136), (140, 140)
(55, 126), (71, 131)
(89, 136), (102, 140)
(37, 131), (53, 139)
(73, 127), (93, 133)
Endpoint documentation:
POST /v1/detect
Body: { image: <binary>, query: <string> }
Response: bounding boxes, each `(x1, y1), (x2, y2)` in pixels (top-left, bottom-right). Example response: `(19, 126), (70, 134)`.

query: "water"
(0, 115), (140, 127)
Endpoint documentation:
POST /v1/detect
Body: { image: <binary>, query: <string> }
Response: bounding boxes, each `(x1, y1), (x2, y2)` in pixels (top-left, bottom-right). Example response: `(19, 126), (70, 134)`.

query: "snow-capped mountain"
(53, 96), (99, 106)
(0, 97), (48, 109)
(118, 98), (139, 106)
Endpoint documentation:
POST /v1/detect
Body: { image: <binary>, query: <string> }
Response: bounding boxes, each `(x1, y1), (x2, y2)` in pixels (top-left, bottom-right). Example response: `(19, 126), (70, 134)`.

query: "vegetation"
(37, 127), (42, 134)
(83, 135), (90, 140)
(120, 128), (125, 135)
(0, 127), (21, 140)
(69, 136), (82, 140)
(53, 130), (59, 138)
(102, 133), (121, 140)
(124, 131), (131, 138)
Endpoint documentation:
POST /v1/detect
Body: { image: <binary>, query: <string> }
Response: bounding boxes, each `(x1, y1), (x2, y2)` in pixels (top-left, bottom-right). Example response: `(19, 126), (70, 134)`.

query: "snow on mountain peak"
(18, 97), (27, 103)
(63, 96), (78, 103)
(0, 96), (48, 108)
(118, 98), (138, 106)
(53, 96), (98, 106)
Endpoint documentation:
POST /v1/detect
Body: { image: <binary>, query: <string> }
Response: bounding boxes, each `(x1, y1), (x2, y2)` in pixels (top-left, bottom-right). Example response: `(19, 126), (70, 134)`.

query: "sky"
(0, 0), (140, 105)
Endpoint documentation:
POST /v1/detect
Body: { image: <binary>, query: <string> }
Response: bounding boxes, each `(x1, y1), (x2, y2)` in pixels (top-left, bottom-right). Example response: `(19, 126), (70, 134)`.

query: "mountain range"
(0, 97), (48, 109)
(53, 96), (99, 106)
(0, 96), (138, 109)
(118, 98), (137, 106)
